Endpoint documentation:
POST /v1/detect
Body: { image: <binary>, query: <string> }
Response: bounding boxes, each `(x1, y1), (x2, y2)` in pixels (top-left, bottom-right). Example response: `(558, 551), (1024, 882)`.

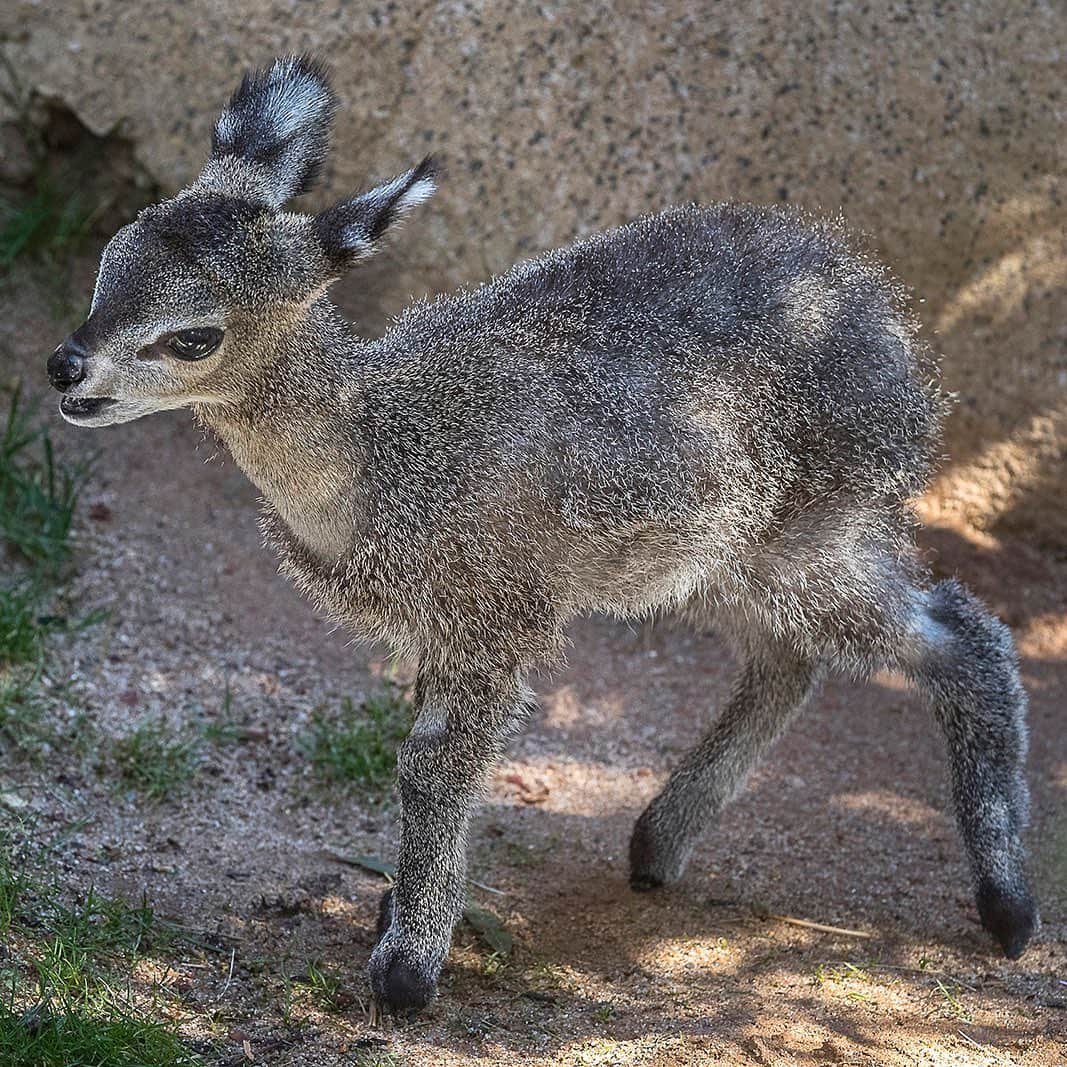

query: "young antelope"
(47, 56), (1036, 1014)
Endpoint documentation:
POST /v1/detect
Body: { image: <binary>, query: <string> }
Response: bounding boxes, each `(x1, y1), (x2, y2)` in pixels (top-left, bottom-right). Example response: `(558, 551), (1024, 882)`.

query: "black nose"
(47, 340), (87, 392)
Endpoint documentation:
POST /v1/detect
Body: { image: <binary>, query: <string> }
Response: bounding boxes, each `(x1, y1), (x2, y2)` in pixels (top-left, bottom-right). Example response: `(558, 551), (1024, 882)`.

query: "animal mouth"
(59, 396), (117, 419)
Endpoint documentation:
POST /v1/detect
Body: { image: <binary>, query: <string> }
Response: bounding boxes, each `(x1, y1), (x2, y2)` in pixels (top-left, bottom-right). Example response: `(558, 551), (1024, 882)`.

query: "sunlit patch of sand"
(1015, 610), (1067, 660)
(935, 188), (1067, 337)
(833, 790), (943, 829)
(489, 756), (658, 817)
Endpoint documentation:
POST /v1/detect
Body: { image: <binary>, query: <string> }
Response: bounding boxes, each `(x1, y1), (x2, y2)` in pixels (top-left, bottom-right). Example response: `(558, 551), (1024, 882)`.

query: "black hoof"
(976, 878), (1037, 960)
(628, 813), (666, 892)
(372, 955), (435, 1017)
(369, 890), (437, 1016)
(629, 871), (665, 893)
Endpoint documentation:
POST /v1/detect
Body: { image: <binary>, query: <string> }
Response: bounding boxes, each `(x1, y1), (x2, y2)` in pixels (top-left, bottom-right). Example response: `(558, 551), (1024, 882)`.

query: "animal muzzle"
(47, 338), (88, 392)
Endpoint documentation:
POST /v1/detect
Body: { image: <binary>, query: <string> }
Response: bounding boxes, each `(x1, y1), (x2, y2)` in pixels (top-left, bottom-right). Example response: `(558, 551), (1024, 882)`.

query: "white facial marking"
(58, 397), (169, 428)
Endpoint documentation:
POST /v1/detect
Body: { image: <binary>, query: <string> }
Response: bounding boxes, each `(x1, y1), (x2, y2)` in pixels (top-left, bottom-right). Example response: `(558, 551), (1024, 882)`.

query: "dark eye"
(167, 327), (224, 361)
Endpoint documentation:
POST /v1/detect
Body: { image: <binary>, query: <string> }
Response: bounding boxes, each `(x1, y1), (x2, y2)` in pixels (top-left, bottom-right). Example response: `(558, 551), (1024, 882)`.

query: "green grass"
(112, 720), (199, 801)
(0, 837), (175, 965)
(0, 829), (206, 1067)
(0, 674), (49, 754)
(0, 386), (99, 763)
(933, 977), (972, 1022)
(812, 960), (877, 1003)
(0, 674), (93, 763)
(0, 1012), (203, 1067)
(592, 1001), (617, 1023)
(0, 593), (103, 675)
(281, 959), (346, 1021)
(299, 687), (412, 793)
(1, 388), (85, 577)
(201, 675), (240, 746)
(0, 386), (87, 667)
(353, 1053), (403, 1067)
(0, 386), (97, 760)
(0, 175), (96, 269)
(0, 582), (47, 668)
(301, 961), (343, 1014)
(0, 382), (192, 1062)
(4, 389), (192, 777)
(813, 960), (872, 987)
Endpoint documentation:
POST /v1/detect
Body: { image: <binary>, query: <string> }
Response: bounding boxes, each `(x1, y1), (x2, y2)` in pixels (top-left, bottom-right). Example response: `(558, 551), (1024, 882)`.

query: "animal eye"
(167, 327), (224, 361)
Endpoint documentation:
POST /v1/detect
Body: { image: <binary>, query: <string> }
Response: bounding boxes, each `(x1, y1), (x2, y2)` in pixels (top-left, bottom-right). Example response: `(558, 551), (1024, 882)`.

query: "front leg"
(368, 663), (525, 1014)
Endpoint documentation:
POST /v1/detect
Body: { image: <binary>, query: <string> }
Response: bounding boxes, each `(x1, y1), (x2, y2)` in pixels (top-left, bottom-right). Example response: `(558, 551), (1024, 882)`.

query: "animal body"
(47, 56), (1036, 1014)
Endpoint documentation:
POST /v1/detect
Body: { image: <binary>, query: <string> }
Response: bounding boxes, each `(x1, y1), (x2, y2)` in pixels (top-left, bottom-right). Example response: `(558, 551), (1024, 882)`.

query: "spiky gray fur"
(50, 57), (1037, 1014)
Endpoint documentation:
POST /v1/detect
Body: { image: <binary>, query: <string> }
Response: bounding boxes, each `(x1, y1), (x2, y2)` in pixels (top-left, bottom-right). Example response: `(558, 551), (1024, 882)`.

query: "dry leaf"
(503, 772), (549, 804)
(463, 904), (513, 956)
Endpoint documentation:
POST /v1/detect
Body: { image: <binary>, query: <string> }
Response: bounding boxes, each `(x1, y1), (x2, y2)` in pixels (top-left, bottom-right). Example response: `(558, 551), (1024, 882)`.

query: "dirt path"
(2, 263), (1065, 1066)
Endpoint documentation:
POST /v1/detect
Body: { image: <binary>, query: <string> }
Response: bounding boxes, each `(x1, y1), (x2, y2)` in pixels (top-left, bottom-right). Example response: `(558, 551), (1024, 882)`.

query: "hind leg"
(893, 578), (1036, 958)
(630, 639), (822, 890)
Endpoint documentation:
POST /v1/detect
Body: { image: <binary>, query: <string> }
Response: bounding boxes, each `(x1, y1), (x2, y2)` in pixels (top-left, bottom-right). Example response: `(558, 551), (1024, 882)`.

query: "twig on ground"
(214, 947), (236, 1003)
(956, 1030), (988, 1050)
(469, 877), (508, 897)
(763, 912), (873, 939)
(957, 1029), (1005, 1063)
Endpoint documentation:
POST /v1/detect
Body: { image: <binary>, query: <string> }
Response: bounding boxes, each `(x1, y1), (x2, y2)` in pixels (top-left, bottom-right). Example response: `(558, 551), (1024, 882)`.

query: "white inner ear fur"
(337, 169), (437, 254)
(391, 173), (437, 212)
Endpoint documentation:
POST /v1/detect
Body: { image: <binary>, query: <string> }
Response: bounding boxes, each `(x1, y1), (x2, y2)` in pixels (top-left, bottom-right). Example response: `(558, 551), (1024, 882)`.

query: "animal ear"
(199, 54), (336, 209)
(313, 157), (438, 271)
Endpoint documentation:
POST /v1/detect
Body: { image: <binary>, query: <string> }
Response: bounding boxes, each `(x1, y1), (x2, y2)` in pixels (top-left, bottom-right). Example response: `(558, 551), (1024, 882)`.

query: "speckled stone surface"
(3, 1), (1065, 543)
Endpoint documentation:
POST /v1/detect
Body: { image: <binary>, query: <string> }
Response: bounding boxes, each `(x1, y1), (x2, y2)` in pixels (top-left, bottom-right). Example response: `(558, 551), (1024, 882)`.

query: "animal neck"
(196, 304), (370, 563)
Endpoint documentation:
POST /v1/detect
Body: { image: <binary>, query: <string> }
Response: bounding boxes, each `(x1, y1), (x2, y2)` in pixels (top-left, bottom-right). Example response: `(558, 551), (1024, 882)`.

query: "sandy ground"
(2, 259), (1065, 1067)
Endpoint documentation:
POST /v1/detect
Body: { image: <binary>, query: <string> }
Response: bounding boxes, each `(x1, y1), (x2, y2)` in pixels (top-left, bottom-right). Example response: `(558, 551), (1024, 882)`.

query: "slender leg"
(368, 663), (526, 1013)
(895, 578), (1036, 958)
(630, 641), (821, 890)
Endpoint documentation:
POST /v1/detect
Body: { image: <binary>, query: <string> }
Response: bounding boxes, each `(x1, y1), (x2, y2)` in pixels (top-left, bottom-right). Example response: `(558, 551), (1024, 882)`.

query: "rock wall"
(4, 1), (1064, 545)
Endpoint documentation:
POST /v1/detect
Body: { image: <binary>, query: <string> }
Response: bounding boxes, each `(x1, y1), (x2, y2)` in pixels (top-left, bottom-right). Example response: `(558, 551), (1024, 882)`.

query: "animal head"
(48, 55), (436, 426)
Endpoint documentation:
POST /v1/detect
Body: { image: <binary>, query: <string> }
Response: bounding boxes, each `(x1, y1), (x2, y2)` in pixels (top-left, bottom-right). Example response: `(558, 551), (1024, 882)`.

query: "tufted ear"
(199, 54), (336, 209)
(312, 157), (438, 272)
